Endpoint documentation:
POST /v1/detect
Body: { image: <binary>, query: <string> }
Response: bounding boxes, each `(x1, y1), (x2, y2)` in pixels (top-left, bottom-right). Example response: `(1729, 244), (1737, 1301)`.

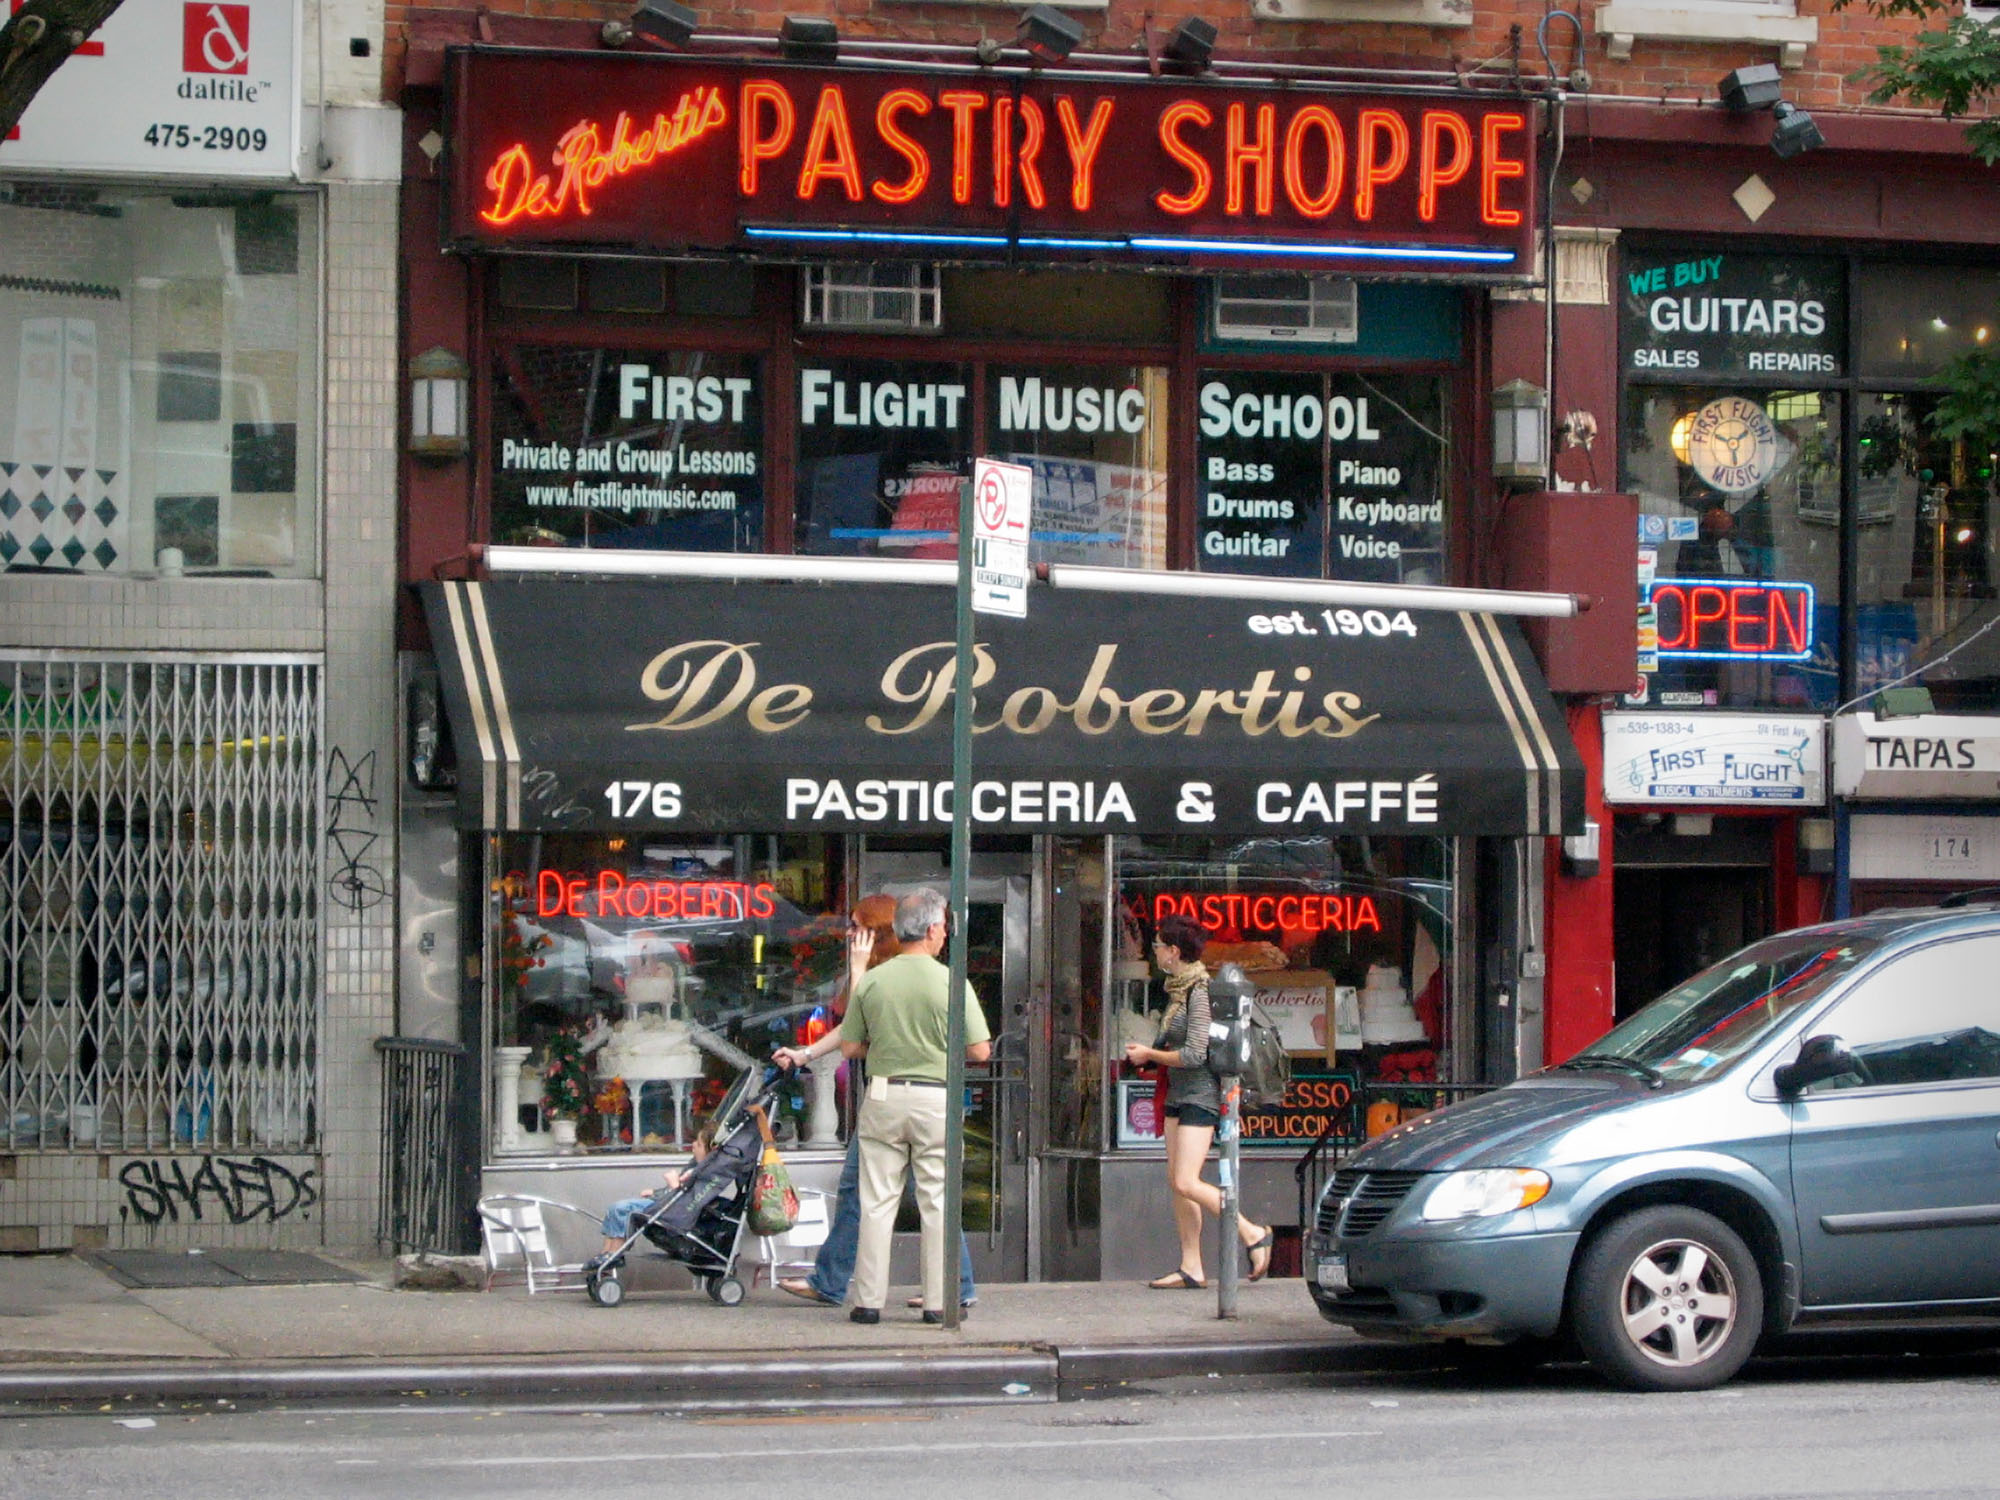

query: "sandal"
(1245, 1229), (1275, 1283)
(777, 1277), (838, 1306)
(1148, 1268), (1208, 1290)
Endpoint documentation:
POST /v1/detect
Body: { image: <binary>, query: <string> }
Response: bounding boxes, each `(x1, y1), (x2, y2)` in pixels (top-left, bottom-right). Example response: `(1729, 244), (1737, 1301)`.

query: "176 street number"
(143, 124), (269, 151)
(604, 780), (683, 819)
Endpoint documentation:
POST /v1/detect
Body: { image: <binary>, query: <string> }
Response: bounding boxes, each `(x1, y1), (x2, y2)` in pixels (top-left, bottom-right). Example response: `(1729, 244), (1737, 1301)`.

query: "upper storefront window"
(0, 185), (319, 577)
(490, 346), (764, 551)
(1623, 385), (1841, 709)
(1856, 265), (2000, 381)
(795, 358), (1168, 568)
(1194, 371), (1447, 584)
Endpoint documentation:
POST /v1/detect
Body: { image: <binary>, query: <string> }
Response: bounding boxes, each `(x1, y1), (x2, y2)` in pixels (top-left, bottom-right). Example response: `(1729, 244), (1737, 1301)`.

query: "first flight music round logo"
(1685, 396), (1781, 497)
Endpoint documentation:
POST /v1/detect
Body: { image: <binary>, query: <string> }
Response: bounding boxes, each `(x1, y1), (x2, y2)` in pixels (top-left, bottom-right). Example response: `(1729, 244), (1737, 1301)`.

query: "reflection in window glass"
(1854, 393), (2000, 710)
(1855, 265), (2000, 380)
(1110, 834), (1453, 1148)
(1622, 385), (1842, 709)
(989, 364), (1168, 569)
(1809, 937), (2000, 1091)
(494, 834), (844, 1155)
(1193, 371), (1447, 584)
(489, 347), (763, 551)
(794, 357), (973, 556)
(0, 186), (319, 576)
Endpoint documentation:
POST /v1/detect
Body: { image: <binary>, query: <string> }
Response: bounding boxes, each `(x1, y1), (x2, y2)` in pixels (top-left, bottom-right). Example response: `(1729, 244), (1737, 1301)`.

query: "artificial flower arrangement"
(540, 1026), (592, 1122)
(789, 911), (850, 993)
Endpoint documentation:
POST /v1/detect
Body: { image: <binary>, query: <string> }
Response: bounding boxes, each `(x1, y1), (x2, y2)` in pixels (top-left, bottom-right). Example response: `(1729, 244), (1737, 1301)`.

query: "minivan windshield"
(1559, 928), (1887, 1084)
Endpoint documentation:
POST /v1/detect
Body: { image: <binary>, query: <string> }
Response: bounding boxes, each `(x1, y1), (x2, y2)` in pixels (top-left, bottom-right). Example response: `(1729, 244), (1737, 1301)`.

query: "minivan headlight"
(1420, 1168), (1551, 1221)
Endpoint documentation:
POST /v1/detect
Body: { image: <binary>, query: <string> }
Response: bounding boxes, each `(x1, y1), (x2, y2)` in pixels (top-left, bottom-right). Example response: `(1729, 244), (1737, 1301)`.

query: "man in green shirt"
(841, 886), (991, 1325)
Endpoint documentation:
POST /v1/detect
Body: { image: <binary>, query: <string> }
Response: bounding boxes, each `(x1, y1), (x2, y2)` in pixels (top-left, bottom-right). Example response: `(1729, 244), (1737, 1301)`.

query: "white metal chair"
(747, 1186), (832, 1290)
(476, 1192), (599, 1294)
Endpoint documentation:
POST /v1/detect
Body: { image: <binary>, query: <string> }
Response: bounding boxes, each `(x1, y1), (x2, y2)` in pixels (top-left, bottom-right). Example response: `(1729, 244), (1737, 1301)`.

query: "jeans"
(809, 1132), (976, 1304)
(600, 1195), (657, 1240)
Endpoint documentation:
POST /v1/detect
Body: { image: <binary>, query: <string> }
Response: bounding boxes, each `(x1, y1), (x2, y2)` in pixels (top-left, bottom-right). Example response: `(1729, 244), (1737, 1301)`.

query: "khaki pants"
(850, 1082), (949, 1314)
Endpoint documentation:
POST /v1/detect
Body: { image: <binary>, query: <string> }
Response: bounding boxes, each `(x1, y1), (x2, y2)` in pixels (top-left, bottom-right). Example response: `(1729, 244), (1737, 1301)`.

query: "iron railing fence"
(375, 1036), (469, 1255)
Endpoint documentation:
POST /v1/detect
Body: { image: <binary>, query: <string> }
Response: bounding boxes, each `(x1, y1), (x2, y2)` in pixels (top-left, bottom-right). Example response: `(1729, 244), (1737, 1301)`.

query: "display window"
(1623, 385), (1842, 709)
(1855, 392), (2000, 710)
(1108, 833), (1455, 1149)
(0, 183), (320, 577)
(488, 345), (764, 551)
(1193, 370), (1447, 583)
(492, 833), (846, 1154)
(794, 355), (975, 557)
(988, 362), (1168, 569)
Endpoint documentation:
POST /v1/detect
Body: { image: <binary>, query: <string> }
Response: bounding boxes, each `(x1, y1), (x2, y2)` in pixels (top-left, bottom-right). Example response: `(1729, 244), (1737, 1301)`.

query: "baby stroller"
(585, 1062), (779, 1309)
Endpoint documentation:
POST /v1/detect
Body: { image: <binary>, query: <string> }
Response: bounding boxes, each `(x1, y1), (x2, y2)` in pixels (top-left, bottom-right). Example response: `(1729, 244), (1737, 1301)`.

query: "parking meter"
(1205, 963), (1254, 1079)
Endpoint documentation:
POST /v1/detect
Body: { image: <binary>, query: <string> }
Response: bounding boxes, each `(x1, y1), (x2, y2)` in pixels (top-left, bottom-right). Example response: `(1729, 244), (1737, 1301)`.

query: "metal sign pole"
(942, 476), (975, 1334)
(1217, 1074), (1241, 1320)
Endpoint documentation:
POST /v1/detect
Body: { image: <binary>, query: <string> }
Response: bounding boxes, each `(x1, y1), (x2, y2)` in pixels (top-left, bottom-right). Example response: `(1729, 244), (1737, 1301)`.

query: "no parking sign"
(970, 458), (1032, 619)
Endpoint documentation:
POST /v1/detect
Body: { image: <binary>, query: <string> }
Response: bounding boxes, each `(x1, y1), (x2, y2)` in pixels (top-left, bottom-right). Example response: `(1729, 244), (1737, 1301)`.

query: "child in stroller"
(582, 1064), (778, 1308)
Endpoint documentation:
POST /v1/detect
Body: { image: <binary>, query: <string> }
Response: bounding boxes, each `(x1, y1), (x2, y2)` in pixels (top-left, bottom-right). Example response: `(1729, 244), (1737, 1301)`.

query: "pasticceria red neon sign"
(1152, 891), (1383, 935)
(536, 870), (779, 921)
(452, 54), (1535, 259)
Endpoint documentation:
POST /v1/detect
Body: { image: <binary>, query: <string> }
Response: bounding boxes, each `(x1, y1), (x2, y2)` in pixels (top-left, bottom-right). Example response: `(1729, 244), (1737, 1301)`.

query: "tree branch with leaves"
(0, 0), (126, 142)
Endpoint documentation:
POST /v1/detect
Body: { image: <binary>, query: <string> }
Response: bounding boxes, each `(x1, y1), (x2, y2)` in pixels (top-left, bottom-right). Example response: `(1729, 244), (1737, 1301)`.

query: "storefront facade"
(0, 0), (403, 1251)
(396, 36), (1591, 1275)
(1539, 113), (2000, 1029)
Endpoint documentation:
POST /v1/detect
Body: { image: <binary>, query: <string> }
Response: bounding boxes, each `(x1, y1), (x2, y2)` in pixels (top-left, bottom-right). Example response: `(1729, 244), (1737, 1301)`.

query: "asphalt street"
(6, 1344), (2000, 1500)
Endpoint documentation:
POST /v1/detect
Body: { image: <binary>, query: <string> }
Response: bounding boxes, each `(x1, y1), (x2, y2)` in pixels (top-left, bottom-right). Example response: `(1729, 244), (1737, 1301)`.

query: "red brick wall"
(383, 0), (1951, 121)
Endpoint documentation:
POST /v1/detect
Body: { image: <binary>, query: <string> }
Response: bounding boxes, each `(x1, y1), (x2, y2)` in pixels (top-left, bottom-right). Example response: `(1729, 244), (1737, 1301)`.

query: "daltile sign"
(446, 49), (1538, 276)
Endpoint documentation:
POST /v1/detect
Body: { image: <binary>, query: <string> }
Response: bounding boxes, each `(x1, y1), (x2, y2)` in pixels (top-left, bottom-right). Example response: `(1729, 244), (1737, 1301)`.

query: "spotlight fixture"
(1770, 101), (1825, 158)
(1718, 63), (1783, 112)
(1015, 4), (1084, 64)
(1164, 16), (1217, 69)
(630, 0), (697, 49)
(778, 14), (838, 62)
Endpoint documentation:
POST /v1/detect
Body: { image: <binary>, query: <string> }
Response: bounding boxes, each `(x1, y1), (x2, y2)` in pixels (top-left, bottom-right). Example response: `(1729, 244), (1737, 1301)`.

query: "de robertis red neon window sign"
(449, 52), (1536, 272)
(1646, 578), (1816, 662)
(536, 870), (780, 922)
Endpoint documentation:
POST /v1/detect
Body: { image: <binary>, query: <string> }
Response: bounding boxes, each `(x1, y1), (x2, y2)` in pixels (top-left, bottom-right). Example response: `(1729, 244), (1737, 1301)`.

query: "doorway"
(857, 841), (1033, 1283)
(1612, 815), (1775, 1021)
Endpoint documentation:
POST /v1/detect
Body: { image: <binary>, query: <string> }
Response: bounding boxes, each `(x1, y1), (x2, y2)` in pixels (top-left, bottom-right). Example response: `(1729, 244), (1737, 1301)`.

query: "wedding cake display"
(598, 1011), (703, 1080)
(1358, 964), (1428, 1045)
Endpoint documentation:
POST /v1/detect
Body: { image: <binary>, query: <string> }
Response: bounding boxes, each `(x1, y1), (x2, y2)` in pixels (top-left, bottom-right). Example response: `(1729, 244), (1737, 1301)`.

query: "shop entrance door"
(1612, 816), (1775, 1020)
(859, 848), (1032, 1284)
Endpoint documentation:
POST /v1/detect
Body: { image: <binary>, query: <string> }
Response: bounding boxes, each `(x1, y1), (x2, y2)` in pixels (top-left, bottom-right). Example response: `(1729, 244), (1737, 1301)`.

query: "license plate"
(1315, 1255), (1349, 1293)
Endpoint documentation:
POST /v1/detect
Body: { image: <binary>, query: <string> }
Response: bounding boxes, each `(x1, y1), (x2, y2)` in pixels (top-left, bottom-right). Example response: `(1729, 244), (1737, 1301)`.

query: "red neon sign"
(450, 54), (1537, 272)
(1152, 891), (1382, 936)
(536, 870), (779, 922)
(480, 85), (728, 226)
(1646, 579), (1815, 661)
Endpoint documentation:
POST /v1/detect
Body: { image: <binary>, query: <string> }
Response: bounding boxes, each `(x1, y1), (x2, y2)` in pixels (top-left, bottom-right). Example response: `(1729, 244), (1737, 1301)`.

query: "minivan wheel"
(1570, 1205), (1762, 1392)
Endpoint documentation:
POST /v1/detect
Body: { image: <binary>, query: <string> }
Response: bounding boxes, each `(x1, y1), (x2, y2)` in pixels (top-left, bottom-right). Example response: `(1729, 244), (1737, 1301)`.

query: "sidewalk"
(0, 1252), (1413, 1409)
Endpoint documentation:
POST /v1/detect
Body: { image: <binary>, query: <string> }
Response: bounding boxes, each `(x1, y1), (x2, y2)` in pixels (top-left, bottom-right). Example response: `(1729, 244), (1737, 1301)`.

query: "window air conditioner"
(1211, 275), (1359, 345)
(800, 263), (943, 331)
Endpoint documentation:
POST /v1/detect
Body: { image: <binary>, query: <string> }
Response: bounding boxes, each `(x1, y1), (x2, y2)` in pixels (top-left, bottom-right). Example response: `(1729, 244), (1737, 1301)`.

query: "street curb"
(1056, 1338), (1433, 1385)
(0, 1348), (1060, 1411)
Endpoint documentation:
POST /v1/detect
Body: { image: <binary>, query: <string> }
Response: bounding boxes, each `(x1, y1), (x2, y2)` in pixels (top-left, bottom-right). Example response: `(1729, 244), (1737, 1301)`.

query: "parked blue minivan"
(1308, 903), (2000, 1390)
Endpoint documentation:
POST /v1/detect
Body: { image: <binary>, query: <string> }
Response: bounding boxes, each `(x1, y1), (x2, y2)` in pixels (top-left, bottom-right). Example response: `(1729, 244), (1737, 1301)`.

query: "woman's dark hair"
(1153, 914), (1208, 965)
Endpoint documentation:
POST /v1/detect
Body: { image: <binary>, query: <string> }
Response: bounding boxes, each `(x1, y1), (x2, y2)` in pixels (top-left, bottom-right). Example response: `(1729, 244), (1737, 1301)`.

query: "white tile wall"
(0, 182), (401, 1254)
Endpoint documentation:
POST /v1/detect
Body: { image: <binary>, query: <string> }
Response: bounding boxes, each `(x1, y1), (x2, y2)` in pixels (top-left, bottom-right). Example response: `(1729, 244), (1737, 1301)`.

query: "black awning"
(421, 576), (1581, 839)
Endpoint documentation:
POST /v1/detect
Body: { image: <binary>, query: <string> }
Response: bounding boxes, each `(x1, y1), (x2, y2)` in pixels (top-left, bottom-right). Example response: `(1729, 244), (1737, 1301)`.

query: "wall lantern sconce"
(1016, 5), (1084, 64)
(779, 15), (839, 62)
(409, 347), (471, 460)
(1492, 378), (1549, 487)
(631, 0), (698, 49)
(1796, 816), (1836, 877)
(1164, 17), (1217, 69)
(1561, 818), (1601, 879)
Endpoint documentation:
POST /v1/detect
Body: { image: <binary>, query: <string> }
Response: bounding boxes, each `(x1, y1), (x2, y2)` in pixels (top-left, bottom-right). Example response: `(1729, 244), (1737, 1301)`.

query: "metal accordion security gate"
(0, 653), (322, 1154)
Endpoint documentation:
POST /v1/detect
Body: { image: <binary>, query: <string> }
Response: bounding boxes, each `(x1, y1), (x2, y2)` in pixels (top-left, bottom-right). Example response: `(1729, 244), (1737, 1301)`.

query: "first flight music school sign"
(445, 49), (1538, 276)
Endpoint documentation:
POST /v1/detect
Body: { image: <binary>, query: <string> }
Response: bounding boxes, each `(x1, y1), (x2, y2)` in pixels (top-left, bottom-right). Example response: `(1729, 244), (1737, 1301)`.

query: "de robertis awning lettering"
(422, 577), (1579, 838)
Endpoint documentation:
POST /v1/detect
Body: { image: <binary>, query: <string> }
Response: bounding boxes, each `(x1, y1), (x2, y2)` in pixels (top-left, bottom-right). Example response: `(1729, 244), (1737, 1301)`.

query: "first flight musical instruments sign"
(446, 49), (1538, 277)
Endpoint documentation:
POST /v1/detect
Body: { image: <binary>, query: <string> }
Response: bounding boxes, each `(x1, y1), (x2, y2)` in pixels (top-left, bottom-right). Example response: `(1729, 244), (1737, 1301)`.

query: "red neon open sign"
(536, 870), (779, 921)
(1647, 579), (1815, 661)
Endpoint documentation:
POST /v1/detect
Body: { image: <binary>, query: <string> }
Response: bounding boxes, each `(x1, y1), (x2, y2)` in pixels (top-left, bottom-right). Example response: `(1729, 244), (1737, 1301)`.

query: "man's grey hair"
(895, 887), (948, 942)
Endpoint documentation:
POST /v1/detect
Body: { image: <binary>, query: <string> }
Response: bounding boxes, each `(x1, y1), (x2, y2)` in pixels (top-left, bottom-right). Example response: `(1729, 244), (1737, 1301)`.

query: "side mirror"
(1775, 1033), (1854, 1097)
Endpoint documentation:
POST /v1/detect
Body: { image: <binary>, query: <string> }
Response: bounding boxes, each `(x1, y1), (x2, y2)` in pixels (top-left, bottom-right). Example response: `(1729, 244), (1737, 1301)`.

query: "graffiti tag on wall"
(117, 1156), (319, 1227)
